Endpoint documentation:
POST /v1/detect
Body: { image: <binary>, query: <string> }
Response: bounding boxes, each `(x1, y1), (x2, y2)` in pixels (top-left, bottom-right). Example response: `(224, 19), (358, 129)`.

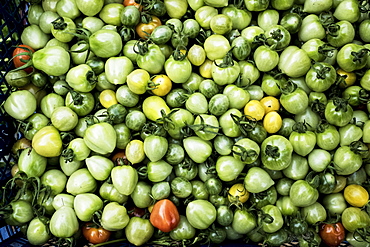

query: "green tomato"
(100, 202), (130, 231)
(66, 168), (97, 195)
(131, 181), (152, 208)
(232, 208), (257, 234)
(33, 46), (70, 76)
(84, 122), (117, 155)
(171, 177), (193, 198)
(289, 180), (319, 207)
(52, 194), (75, 210)
(298, 14), (326, 42)
(216, 155), (245, 182)
(41, 169), (67, 195)
(244, 167), (274, 193)
(342, 207), (370, 232)
(283, 153), (309, 180)
(261, 205), (284, 233)
(301, 202), (327, 225)
(89, 29), (122, 58)
(152, 182), (171, 200)
(27, 217), (51, 246)
(333, 144), (363, 175)
(289, 122), (316, 156)
(85, 155), (114, 181)
(170, 215), (196, 241)
(4, 90), (37, 121)
(147, 160), (173, 182)
(99, 181), (128, 204)
(66, 64), (97, 92)
(74, 193), (103, 222)
(144, 135), (168, 162)
(204, 34), (231, 61)
(278, 45), (311, 78)
(276, 196), (299, 216)
(21, 24), (50, 50)
(261, 135), (293, 170)
(111, 165), (138, 196)
(337, 43), (369, 72)
(125, 217), (154, 246)
(105, 56), (134, 85)
(183, 136), (212, 163)
(18, 147), (47, 178)
(186, 199), (216, 229)
(49, 206), (79, 238)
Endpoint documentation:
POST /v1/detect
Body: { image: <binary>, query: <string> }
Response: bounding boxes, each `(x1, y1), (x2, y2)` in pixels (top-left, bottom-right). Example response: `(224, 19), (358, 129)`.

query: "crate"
(0, 1), (356, 247)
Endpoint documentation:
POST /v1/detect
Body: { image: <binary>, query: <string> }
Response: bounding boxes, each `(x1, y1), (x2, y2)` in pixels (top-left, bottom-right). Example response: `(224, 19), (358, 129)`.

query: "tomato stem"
(51, 17), (68, 30)
(265, 145), (280, 159)
(351, 49), (370, 63)
(232, 144), (258, 163)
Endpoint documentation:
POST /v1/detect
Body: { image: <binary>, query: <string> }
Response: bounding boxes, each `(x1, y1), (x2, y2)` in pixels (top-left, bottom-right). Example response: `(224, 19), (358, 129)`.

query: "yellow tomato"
(199, 59), (213, 78)
(260, 96), (280, 114)
(344, 184), (369, 207)
(151, 74), (172, 96)
(99, 89), (118, 108)
(337, 68), (357, 88)
(263, 111), (282, 134)
(243, 100), (265, 121)
(228, 183), (249, 204)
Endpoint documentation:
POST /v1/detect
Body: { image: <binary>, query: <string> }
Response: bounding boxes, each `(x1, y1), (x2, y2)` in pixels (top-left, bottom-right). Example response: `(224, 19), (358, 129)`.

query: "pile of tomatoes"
(2, 0), (370, 246)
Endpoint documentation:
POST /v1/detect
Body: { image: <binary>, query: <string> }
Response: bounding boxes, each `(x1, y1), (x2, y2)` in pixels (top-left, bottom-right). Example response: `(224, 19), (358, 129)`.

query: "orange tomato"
(135, 16), (161, 39)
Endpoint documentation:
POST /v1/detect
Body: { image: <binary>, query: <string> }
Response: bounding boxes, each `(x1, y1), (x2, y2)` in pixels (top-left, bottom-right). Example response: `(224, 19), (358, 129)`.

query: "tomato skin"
(82, 223), (111, 244)
(150, 199), (180, 232)
(12, 45), (35, 73)
(319, 222), (346, 247)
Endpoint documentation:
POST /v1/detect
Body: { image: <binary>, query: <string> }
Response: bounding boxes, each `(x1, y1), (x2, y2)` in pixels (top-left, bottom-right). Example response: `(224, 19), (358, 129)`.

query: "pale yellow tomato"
(199, 59), (213, 78)
(99, 89), (118, 108)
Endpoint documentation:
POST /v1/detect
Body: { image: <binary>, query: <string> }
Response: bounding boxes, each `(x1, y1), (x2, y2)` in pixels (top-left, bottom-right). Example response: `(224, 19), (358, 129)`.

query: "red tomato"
(150, 199), (180, 232)
(319, 222), (346, 247)
(82, 223), (111, 244)
(123, 0), (143, 11)
(12, 44), (34, 73)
